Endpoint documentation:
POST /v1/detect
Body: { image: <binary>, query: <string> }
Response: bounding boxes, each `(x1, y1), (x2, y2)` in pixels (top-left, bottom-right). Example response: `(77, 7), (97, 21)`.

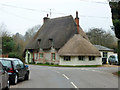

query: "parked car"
(108, 54), (118, 65)
(0, 58), (29, 85)
(0, 62), (9, 90)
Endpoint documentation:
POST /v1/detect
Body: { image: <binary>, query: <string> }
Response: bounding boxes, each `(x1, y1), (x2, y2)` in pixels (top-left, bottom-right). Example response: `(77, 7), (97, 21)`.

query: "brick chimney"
(43, 14), (50, 23)
(75, 11), (79, 34)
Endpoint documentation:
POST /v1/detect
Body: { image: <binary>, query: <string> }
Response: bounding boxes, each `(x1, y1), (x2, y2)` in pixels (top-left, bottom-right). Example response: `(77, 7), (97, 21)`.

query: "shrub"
(45, 62), (50, 65)
(8, 52), (19, 58)
(8, 52), (24, 62)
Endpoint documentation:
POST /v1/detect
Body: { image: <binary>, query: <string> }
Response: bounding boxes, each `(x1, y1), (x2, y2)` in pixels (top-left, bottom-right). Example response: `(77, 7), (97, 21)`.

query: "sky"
(0, 0), (113, 35)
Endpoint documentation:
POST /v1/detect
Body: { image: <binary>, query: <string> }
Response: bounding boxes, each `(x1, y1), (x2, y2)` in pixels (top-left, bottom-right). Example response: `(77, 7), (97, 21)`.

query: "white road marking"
(62, 74), (69, 80)
(71, 82), (78, 89)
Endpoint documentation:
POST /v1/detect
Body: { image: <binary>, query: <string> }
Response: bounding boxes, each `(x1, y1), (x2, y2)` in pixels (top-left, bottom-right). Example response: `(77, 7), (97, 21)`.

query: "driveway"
(10, 65), (119, 89)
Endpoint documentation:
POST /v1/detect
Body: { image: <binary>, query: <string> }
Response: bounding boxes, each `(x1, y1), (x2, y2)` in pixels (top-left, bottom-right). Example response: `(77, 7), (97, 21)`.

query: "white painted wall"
(100, 51), (115, 63)
(25, 50), (33, 63)
(59, 56), (102, 66)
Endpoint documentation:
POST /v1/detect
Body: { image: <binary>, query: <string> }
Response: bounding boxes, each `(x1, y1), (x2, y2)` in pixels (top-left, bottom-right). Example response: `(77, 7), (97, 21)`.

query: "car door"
(13, 60), (23, 79)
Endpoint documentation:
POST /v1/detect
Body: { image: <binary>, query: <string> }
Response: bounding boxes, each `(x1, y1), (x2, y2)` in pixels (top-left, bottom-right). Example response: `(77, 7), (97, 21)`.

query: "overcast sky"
(0, 0), (113, 35)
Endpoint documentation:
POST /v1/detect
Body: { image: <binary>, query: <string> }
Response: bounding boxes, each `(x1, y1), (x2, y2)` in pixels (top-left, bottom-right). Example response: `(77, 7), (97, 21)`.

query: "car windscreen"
(0, 59), (12, 68)
(109, 56), (115, 59)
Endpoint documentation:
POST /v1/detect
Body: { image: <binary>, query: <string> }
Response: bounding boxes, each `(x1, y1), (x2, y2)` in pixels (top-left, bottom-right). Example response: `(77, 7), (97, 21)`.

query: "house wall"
(100, 51), (115, 63)
(34, 47), (60, 64)
(59, 56), (102, 66)
(25, 50), (33, 63)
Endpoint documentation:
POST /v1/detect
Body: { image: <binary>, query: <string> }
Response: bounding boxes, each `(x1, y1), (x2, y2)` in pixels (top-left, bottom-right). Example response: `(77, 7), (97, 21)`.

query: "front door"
(28, 53), (30, 63)
(102, 58), (107, 64)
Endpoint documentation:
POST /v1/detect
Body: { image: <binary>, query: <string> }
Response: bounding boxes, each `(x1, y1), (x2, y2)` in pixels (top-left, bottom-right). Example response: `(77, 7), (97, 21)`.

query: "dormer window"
(37, 39), (41, 46)
(49, 38), (53, 47)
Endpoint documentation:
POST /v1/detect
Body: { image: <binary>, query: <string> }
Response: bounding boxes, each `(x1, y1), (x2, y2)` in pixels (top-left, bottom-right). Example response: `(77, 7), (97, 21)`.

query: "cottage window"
(64, 56), (71, 61)
(52, 53), (56, 61)
(78, 56), (85, 61)
(103, 52), (108, 58)
(89, 56), (95, 61)
(40, 53), (43, 58)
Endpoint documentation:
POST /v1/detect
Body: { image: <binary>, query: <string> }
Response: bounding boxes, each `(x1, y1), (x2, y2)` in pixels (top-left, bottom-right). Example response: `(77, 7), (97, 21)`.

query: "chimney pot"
(75, 11), (79, 34)
(76, 11), (78, 18)
(43, 14), (50, 24)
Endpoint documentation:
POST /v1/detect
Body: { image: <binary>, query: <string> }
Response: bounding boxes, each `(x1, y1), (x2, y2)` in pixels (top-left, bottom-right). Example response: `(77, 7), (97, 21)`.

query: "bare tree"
(86, 28), (117, 49)
(24, 24), (41, 44)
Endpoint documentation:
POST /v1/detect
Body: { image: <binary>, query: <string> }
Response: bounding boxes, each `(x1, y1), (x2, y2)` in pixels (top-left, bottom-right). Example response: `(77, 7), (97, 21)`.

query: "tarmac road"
(10, 65), (119, 89)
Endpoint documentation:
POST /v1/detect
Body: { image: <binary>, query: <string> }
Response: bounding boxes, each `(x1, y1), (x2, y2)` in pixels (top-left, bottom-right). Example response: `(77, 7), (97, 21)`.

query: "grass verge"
(113, 71), (120, 77)
(29, 63), (102, 67)
(118, 71), (120, 76)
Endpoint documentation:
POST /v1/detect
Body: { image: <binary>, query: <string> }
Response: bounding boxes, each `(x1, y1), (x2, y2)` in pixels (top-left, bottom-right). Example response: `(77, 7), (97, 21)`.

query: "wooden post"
(118, 39), (120, 65)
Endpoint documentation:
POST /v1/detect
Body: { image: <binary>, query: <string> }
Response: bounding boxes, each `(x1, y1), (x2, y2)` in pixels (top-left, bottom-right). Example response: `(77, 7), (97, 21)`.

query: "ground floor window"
(64, 56), (71, 61)
(34, 53), (38, 60)
(89, 56), (95, 61)
(40, 53), (44, 58)
(51, 53), (56, 61)
(78, 56), (85, 61)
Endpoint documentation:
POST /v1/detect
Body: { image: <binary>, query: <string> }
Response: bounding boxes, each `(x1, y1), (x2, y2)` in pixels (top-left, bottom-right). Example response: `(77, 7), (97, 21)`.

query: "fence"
(0, 54), (8, 58)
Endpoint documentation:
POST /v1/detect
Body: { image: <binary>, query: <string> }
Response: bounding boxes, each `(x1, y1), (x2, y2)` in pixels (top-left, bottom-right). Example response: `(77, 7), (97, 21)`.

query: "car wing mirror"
(25, 65), (28, 69)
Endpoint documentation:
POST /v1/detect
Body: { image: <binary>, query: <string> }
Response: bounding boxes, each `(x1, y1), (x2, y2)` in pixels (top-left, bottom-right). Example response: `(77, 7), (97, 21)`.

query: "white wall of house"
(25, 50), (33, 63)
(59, 56), (102, 66)
(100, 51), (115, 63)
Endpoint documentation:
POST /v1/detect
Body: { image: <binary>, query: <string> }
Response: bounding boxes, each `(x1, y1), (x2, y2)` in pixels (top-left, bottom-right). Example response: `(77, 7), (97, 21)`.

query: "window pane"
(78, 56), (85, 61)
(18, 60), (24, 68)
(103, 52), (108, 58)
(40, 53), (43, 58)
(52, 53), (55, 60)
(13, 60), (20, 69)
(0, 59), (12, 68)
(89, 56), (95, 61)
(64, 56), (71, 61)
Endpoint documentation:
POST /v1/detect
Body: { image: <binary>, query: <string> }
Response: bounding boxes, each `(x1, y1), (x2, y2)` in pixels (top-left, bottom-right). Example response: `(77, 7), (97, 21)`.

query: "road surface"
(10, 65), (119, 89)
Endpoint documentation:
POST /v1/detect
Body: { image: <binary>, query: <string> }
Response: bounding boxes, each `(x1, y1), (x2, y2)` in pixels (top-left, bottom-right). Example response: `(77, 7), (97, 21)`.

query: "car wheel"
(115, 61), (118, 65)
(109, 61), (111, 65)
(24, 72), (29, 80)
(12, 74), (18, 85)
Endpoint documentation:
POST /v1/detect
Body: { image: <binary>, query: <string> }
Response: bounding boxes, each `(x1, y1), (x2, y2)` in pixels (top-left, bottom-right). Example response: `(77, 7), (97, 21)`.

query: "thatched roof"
(25, 15), (89, 50)
(94, 45), (114, 52)
(58, 34), (101, 56)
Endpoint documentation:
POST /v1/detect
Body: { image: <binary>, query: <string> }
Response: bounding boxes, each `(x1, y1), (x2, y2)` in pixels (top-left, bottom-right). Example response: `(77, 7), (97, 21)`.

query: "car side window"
(18, 60), (24, 69)
(13, 60), (20, 69)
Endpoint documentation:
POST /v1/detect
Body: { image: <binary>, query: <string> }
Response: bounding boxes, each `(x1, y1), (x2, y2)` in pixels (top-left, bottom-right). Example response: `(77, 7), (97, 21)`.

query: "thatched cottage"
(25, 12), (102, 65)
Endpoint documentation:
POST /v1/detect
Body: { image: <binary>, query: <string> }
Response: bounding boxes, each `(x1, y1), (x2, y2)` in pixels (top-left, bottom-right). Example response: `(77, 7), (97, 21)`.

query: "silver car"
(108, 54), (118, 65)
(0, 62), (9, 90)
